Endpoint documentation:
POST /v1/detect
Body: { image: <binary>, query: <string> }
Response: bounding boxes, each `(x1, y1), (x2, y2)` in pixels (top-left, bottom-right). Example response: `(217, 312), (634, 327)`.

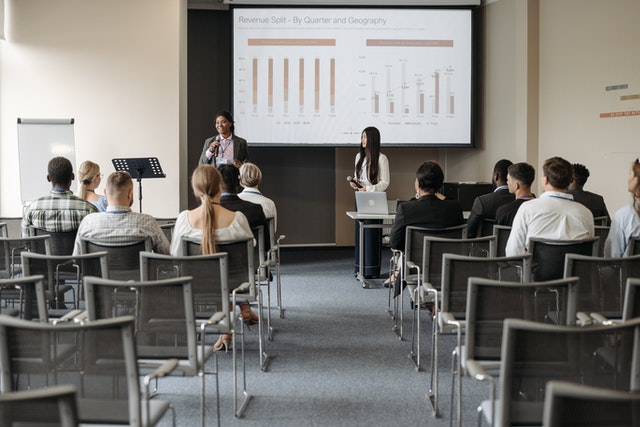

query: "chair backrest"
(498, 317), (640, 426)
(593, 215), (609, 227)
(404, 224), (468, 268)
(564, 253), (640, 319)
(139, 251), (229, 320)
(78, 236), (152, 281)
(422, 235), (495, 288)
(479, 217), (496, 237)
(159, 222), (175, 242)
(626, 236), (640, 257)
(0, 384), (79, 427)
(0, 275), (49, 320)
(465, 277), (578, 364)
(0, 223), (7, 238)
(0, 235), (51, 279)
(29, 226), (78, 256)
(0, 315), (143, 426)
(594, 225), (609, 257)
(440, 253), (532, 318)
(528, 237), (599, 282)
(182, 236), (255, 297)
(83, 275), (199, 364)
(0, 218), (22, 238)
(21, 251), (109, 311)
(543, 380), (640, 427)
(252, 225), (267, 267)
(492, 224), (511, 257)
(623, 278), (640, 321)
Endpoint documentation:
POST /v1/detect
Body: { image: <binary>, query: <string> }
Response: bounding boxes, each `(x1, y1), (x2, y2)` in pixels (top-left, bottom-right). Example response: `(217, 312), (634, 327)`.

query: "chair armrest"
(576, 312), (593, 327)
(466, 360), (494, 382)
(143, 358), (179, 386)
(590, 312), (613, 325)
(441, 312), (457, 326)
(53, 309), (85, 324)
(202, 311), (225, 327)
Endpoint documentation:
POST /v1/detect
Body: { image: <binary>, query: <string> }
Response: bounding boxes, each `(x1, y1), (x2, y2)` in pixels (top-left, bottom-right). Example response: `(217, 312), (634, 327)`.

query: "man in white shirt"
(505, 156), (594, 257)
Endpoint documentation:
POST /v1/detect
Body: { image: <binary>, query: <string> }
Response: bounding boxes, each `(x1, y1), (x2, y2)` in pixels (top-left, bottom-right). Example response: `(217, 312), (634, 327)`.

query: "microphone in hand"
(213, 135), (220, 157)
(347, 176), (363, 189)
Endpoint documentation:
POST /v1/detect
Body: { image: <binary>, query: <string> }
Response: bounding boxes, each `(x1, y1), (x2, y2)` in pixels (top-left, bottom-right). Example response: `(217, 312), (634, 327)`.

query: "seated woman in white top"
(170, 164), (254, 351)
(238, 162), (277, 230)
(604, 158), (640, 257)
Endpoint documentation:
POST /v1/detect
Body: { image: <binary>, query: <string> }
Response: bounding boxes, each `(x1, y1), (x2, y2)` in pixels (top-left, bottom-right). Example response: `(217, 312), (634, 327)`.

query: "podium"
(112, 157), (165, 212)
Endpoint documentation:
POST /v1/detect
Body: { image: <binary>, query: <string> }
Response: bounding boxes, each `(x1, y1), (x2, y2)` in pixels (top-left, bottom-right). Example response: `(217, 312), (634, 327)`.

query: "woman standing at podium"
(349, 126), (390, 279)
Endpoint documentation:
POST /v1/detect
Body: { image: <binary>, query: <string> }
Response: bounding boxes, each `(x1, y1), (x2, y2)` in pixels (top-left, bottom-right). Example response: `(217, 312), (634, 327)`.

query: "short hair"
(239, 162), (262, 188)
(105, 171), (133, 198)
(416, 161), (444, 193)
(47, 157), (73, 186)
(507, 162), (535, 187)
(572, 163), (590, 187)
(542, 156), (573, 190)
(218, 164), (241, 194)
(493, 159), (513, 182)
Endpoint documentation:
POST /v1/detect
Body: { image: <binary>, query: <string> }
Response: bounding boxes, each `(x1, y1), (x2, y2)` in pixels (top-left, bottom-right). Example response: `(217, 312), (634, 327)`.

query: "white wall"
(0, 0), (186, 217)
(538, 0), (640, 214)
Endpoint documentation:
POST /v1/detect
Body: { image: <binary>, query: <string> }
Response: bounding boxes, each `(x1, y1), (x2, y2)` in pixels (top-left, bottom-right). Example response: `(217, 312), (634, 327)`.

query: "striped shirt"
(21, 189), (97, 236)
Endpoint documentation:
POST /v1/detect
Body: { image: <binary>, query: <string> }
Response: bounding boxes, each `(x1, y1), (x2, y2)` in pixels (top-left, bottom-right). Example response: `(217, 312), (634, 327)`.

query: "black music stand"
(112, 157), (166, 212)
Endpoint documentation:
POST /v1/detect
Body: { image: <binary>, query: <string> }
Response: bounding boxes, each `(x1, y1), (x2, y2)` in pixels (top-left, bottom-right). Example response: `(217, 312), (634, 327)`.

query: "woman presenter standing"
(198, 111), (249, 168)
(349, 126), (390, 280)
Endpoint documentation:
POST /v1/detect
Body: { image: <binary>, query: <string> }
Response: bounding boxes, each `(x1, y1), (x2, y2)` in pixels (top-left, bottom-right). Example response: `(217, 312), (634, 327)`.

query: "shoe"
(214, 334), (231, 352)
(240, 306), (259, 329)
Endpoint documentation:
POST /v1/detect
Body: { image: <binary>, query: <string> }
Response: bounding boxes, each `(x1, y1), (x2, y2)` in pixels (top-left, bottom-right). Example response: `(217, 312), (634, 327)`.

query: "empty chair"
(29, 226), (77, 256)
(432, 253), (531, 420)
(0, 275), (49, 320)
(0, 384), (79, 427)
(452, 276), (579, 427)
(492, 224), (511, 257)
(21, 251), (108, 314)
(564, 253), (640, 323)
(478, 317), (640, 427)
(0, 315), (175, 427)
(0, 235), (51, 279)
(410, 234), (495, 374)
(77, 236), (151, 281)
(0, 217), (22, 238)
(543, 380), (640, 427)
(0, 223), (7, 238)
(528, 236), (599, 282)
(83, 275), (220, 426)
(623, 278), (640, 321)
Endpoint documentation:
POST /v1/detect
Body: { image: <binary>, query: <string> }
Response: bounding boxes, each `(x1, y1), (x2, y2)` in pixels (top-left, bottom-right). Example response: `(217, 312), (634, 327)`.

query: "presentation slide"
(233, 8), (473, 147)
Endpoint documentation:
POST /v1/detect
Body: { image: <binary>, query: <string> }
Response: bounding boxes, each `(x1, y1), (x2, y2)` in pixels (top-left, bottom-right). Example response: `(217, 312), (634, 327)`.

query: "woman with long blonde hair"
(171, 165), (255, 351)
(604, 158), (640, 257)
(77, 160), (107, 211)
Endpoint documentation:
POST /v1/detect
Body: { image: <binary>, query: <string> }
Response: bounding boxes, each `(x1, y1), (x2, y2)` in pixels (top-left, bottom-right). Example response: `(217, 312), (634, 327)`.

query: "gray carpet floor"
(153, 247), (488, 427)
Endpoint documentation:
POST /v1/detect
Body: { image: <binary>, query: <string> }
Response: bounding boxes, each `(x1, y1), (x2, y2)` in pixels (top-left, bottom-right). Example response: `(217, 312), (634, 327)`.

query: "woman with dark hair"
(604, 158), (640, 257)
(349, 126), (390, 279)
(198, 110), (249, 168)
(349, 126), (390, 192)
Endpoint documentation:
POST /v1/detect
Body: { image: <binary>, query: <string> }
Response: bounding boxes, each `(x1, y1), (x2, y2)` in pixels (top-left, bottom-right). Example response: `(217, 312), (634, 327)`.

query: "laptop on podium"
(355, 191), (390, 215)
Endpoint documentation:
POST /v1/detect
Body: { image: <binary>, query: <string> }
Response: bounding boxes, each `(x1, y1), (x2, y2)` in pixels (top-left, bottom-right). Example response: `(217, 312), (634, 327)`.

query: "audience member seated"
(465, 159), (514, 237)
(72, 171), (170, 255)
(387, 161), (464, 292)
(567, 162), (610, 223)
(21, 156), (97, 236)
(77, 160), (108, 212)
(238, 162), (277, 230)
(170, 164), (256, 351)
(604, 158), (640, 257)
(506, 157), (594, 256)
(496, 162), (536, 226)
(218, 164), (266, 230)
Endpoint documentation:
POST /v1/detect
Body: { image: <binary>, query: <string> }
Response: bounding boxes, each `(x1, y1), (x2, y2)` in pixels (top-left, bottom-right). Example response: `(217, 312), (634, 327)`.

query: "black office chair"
(28, 226), (77, 256)
(528, 236), (599, 282)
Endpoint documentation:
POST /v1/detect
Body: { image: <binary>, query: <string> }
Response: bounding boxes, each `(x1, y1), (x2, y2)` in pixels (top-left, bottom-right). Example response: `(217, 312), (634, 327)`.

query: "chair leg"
(233, 317), (252, 418)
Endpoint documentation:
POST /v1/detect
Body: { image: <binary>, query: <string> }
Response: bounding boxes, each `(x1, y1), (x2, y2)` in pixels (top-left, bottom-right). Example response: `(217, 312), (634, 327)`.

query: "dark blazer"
(465, 188), (514, 237)
(220, 194), (266, 230)
(567, 189), (610, 223)
(198, 134), (249, 166)
(389, 195), (464, 251)
(495, 198), (529, 227)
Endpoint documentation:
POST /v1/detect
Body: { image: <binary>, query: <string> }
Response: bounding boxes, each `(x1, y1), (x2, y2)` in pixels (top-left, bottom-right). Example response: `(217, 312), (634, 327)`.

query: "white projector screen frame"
(232, 7), (474, 147)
